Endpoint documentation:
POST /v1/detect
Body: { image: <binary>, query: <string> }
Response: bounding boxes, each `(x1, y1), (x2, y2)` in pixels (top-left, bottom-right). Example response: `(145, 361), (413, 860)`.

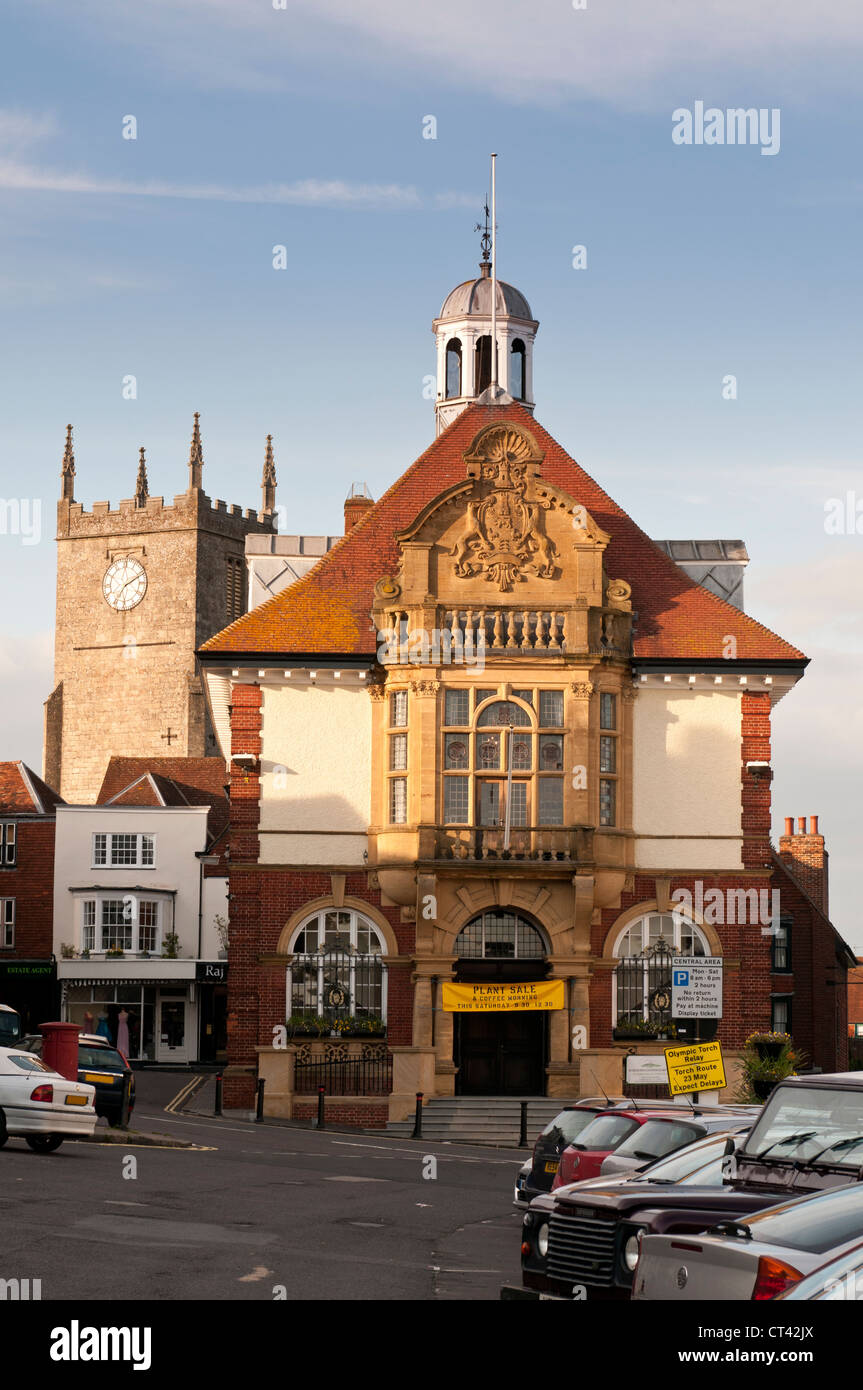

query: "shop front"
(0, 958), (58, 1034)
(57, 960), (199, 1063)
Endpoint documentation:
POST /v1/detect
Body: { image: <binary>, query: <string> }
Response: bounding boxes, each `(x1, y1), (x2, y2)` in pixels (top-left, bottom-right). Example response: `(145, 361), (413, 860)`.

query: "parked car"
(0, 1005), (22, 1047)
(509, 1072), (863, 1301)
(0, 1046), (97, 1152)
(552, 1105), (749, 1188)
(18, 1033), (135, 1127)
(506, 1129), (759, 1300)
(633, 1185), (863, 1301)
(775, 1239), (863, 1301)
(600, 1112), (753, 1177)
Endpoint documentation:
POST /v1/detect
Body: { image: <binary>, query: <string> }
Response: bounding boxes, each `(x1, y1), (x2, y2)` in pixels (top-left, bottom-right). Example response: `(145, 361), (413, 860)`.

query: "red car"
(552, 1108), (688, 1188)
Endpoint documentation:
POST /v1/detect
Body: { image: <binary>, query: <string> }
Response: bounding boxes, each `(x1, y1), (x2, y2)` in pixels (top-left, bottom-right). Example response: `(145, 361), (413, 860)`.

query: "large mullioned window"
(442, 689), (565, 828)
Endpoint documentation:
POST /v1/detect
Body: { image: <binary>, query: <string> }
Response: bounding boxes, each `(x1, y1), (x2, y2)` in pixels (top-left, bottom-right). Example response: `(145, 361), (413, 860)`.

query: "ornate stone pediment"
(450, 424), (556, 592)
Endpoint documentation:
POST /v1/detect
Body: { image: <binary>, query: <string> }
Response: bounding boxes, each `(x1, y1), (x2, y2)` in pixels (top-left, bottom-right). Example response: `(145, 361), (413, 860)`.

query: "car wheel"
(25, 1134), (64, 1154)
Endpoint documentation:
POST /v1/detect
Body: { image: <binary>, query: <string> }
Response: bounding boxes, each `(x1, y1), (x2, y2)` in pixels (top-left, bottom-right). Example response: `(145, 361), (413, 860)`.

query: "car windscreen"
(0, 1018), (21, 1044)
(638, 1132), (732, 1181)
(728, 1187), (863, 1255)
(742, 1085), (863, 1167)
(78, 1046), (125, 1071)
(540, 1109), (601, 1145)
(7, 1054), (54, 1074)
(611, 1119), (704, 1161)
(570, 1114), (639, 1150)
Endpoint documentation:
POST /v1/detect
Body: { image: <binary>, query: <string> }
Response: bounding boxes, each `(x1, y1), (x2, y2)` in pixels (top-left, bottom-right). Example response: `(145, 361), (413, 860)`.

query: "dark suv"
(506, 1074), (863, 1301)
(19, 1034), (135, 1127)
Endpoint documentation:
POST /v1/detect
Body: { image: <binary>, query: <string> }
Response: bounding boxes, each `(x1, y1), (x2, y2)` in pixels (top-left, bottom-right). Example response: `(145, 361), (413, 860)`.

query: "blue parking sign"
(673, 969), (689, 987)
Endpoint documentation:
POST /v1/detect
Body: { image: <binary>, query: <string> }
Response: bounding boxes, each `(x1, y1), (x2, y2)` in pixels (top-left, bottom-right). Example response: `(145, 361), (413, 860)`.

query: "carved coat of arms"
(450, 427), (557, 592)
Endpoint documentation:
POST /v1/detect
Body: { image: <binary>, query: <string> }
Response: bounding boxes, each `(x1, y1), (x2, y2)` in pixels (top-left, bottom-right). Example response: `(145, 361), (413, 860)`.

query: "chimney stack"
(344, 482), (374, 534)
(779, 814), (829, 917)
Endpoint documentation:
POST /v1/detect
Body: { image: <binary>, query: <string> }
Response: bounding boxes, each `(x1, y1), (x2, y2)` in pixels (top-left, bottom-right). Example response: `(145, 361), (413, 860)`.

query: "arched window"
(456, 911), (547, 960)
(510, 339), (526, 399)
(475, 335), (492, 395)
(442, 687), (566, 834)
(286, 909), (387, 1026)
(611, 911), (713, 1032)
(445, 338), (462, 398)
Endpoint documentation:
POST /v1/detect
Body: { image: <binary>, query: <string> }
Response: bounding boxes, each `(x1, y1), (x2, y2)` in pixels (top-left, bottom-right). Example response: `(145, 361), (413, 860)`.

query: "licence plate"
(83, 1072), (114, 1084)
(544, 1161), (559, 1173)
(65, 1094), (88, 1106)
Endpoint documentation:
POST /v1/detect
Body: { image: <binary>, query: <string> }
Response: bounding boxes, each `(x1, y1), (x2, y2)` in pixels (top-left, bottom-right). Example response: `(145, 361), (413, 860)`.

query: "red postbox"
(39, 1022), (81, 1081)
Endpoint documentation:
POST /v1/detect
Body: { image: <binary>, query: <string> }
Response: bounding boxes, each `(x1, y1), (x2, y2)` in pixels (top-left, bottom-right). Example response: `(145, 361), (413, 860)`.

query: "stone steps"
(385, 1096), (572, 1147)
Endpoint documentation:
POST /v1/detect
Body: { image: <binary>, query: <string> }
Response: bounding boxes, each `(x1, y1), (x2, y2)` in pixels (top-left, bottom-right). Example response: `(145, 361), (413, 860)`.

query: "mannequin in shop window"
(117, 1009), (130, 1056)
(83, 1010), (95, 1036)
(96, 1013), (112, 1041)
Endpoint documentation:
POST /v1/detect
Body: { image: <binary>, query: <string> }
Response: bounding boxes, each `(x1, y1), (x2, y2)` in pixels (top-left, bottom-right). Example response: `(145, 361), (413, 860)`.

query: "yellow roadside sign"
(664, 1040), (726, 1096)
(441, 980), (565, 1013)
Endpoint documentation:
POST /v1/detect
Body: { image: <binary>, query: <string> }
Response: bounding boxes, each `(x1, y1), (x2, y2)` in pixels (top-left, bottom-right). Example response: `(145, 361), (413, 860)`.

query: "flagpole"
(503, 722), (513, 850)
(490, 152), (498, 396)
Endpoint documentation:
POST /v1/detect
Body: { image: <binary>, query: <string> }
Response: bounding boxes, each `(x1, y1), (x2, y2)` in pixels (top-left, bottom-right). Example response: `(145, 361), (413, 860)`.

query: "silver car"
(633, 1184), (863, 1300)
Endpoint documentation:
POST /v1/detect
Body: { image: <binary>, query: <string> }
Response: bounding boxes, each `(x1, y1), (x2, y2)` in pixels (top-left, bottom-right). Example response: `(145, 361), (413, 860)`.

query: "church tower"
(432, 214), (538, 435)
(44, 417), (276, 804)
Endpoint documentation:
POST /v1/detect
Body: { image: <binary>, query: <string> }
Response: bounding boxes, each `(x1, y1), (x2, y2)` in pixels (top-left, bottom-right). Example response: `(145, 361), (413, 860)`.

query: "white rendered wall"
(259, 683), (370, 864)
(633, 690), (743, 870)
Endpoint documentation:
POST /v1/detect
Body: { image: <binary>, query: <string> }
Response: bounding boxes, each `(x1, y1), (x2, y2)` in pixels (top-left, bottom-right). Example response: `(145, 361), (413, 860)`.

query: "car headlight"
(623, 1229), (645, 1273)
(537, 1223), (549, 1258)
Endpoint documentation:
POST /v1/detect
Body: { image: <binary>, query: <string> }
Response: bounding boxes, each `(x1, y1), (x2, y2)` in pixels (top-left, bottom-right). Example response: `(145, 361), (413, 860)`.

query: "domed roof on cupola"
(438, 265), (533, 322)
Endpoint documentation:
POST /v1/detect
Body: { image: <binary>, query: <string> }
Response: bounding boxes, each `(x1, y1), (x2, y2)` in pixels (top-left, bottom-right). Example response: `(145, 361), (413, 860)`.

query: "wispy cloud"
(27, 0), (863, 107)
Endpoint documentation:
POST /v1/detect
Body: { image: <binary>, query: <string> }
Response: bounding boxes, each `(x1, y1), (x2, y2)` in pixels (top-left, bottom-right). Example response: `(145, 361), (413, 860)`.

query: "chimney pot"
(784, 817), (793, 836)
(810, 815), (819, 835)
(797, 817), (806, 834)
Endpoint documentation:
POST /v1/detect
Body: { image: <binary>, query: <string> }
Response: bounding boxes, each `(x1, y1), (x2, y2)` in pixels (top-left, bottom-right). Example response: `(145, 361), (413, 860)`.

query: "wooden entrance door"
(454, 958), (548, 1095)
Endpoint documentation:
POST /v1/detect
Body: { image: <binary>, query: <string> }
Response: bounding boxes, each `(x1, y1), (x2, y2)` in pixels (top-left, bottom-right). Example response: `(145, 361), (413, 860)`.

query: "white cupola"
(432, 231), (538, 436)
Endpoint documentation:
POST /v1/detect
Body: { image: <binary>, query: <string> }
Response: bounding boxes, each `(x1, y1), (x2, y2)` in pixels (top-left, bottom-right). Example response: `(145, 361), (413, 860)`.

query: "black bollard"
(214, 1073), (223, 1117)
(519, 1100), (529, 1148)
(411, 1091), (424, 1140)
(255, 1077), (265, 1123)
(317, 1084), (326, 1130)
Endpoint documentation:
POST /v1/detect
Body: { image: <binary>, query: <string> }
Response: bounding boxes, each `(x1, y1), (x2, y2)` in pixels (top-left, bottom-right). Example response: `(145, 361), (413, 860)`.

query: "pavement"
(0, 1069), (527, 1300)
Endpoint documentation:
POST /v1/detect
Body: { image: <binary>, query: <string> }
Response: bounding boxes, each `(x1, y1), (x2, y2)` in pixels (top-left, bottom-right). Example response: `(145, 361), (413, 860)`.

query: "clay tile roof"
(0, 762), (64, 814)
(97, 757), (229, 844)
(199, 402), (805, 663)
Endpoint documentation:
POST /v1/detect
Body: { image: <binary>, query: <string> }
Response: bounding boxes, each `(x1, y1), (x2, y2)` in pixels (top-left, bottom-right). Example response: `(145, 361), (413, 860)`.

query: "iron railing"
(294, 1054), (393, 1096)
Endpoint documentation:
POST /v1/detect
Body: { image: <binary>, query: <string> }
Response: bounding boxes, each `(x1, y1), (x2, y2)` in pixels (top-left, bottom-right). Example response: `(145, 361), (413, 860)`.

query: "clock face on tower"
(102, 557), (147, 611)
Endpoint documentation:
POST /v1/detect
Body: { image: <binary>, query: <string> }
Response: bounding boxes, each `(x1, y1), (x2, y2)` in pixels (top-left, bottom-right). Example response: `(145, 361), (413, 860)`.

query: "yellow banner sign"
(664, 1040), (727, 1096)
(441, 980), (565, 1013)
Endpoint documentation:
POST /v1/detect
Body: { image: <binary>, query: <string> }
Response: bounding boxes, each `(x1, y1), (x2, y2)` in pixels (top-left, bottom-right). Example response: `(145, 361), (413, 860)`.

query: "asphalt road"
(0, 1076), (527, 1302)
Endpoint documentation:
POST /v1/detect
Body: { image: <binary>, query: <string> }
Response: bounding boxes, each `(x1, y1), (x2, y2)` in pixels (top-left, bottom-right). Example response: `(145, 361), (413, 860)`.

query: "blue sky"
(0, 0), (861, 944)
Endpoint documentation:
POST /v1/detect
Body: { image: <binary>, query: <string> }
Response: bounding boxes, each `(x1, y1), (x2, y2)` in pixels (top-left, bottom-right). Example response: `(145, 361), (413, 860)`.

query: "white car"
(0, 1046), (98, 1153)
